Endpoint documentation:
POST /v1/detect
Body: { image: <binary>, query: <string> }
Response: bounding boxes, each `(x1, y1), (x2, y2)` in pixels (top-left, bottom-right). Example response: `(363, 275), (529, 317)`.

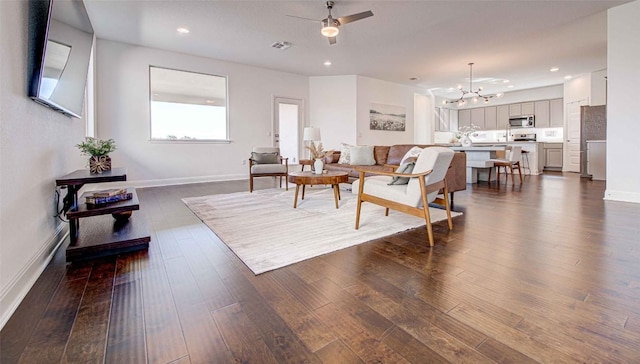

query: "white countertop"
(450, 146), (507, 151)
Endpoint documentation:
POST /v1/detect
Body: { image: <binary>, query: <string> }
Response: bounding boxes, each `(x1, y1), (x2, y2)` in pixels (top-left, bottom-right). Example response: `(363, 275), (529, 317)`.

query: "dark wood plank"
(314, 339), (364, 364)
(17, 277), (88, 363)
(62, 260), (116, 363)
(212, 303), (279, 364)
(105, 257), (146, 363)
(218, 263), (322, 363)
(5, 174), (640, 363)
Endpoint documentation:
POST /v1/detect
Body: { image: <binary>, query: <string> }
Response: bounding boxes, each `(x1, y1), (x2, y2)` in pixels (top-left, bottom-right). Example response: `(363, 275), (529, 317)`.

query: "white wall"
(309, 75), (357, 150)
(356, 76), (429, 146)
(96, 39), (309, 185)
(590, 69), (607, 106)
(606, 0), (640, 203)
(0, 1), (87, 329)
(564, 74), (591, 105)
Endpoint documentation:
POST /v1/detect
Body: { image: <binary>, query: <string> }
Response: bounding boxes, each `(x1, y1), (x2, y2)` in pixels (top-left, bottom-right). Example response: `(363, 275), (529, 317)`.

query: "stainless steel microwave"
(509, 115), (535, 128)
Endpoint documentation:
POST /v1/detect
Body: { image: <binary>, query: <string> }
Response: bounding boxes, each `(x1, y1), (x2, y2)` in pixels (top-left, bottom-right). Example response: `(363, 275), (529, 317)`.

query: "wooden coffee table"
(287, 171), (349, 209)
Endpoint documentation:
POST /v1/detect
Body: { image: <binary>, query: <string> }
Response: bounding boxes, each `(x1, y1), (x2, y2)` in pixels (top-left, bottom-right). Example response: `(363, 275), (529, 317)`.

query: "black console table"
(56, 168), (150, 262)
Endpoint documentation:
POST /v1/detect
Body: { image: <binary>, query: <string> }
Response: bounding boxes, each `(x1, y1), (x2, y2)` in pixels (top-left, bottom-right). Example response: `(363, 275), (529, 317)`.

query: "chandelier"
(444, 63), (503, 107)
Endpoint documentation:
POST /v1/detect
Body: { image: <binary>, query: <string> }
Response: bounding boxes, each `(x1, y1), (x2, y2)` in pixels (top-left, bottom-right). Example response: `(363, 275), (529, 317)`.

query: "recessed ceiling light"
(503, 80), (510, 83)
(323, 60), (332, 66)
(564, 75), (572, 80)
(205, 100), (214, 104)
(176, 27), (190, 34)
(550, 67), (559, 72)
(508, 85), (514, 88)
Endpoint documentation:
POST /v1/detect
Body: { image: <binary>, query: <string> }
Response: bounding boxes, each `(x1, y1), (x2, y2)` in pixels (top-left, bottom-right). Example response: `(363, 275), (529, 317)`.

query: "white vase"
(313, 158), (324, 174)
(461, 135), (472, 147)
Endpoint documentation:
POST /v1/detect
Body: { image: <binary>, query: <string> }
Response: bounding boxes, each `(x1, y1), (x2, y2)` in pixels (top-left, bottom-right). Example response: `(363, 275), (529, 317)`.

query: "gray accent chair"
(249, 147), (289, 192)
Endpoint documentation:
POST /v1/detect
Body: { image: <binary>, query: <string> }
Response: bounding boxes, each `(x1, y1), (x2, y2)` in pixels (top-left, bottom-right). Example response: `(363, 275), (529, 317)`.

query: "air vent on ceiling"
(271, 41), (292, 50)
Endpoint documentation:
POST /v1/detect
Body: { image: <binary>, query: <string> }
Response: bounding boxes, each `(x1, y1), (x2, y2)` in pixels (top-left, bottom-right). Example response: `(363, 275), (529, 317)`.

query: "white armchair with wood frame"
(249, 147), (288, 193)
(353, 147), (455, 247)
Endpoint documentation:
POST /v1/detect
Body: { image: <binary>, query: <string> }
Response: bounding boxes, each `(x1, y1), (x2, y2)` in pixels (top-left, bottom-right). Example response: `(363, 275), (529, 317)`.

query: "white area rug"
(182, 186), (461, 274)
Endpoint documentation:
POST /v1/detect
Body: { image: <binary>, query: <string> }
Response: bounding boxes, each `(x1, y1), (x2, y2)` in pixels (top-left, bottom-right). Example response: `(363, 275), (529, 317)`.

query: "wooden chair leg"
(385, 208), (389, 216)
(517, 162), (523, 184)
(249, 176), (254, 192)
(418, 176), (435, 247)
(488, 167), (492, 184)
(443, 184), (453, 230)
(355, 177), (366, 229)
(285, 175), (289, 191)
(509, 165), (515, 185)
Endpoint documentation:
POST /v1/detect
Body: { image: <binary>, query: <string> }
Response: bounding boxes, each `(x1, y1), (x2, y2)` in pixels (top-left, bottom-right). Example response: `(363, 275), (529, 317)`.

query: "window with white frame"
(149, 66), (228, 141)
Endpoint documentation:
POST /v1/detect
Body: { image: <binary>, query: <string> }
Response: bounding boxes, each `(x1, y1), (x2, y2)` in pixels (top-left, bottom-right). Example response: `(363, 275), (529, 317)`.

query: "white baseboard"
(604, 189), (640, 204)
(0, 223), (68, 330)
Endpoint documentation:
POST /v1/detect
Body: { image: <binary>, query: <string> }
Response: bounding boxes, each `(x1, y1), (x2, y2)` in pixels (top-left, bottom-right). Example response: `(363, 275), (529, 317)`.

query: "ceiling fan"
(287, 1), (374, 45)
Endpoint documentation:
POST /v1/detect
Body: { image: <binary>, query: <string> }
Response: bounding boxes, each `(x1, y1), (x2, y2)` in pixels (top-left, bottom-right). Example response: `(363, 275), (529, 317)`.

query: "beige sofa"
(323, 144), (466, 201)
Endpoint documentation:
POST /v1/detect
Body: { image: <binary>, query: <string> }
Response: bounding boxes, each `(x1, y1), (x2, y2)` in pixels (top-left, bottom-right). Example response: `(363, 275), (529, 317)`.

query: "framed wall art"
(369, 103), (406, 131)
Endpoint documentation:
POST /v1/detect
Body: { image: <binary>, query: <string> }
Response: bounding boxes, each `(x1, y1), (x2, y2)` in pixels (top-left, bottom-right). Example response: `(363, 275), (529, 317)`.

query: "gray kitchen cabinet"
(497, 105), (509, 130)
(484, 106), (497, 130)
(509, 103), (522, 116)
(458, 109), (471, 129)
(534, 100), (550, 128)
(522, 102), (534, 115)
(471, 108), (485, 129)
(550, 98), (563, 127)
(544, 143), (563, 170)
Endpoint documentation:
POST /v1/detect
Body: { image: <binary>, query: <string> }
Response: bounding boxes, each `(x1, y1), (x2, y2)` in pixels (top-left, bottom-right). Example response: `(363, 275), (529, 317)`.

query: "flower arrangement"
(76, 137), (117, 157)
(305, 141), (333, 160)
(455, 124), (480, 140)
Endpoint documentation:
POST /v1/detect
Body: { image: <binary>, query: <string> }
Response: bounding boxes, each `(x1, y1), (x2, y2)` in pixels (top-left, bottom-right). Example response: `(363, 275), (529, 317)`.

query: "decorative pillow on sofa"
(338, 143), (353, 164)
(251, 152), (279, 164)
(388, 162), (415, 185)
(349, 145), (376, 165)
(399, 146), (423, 165)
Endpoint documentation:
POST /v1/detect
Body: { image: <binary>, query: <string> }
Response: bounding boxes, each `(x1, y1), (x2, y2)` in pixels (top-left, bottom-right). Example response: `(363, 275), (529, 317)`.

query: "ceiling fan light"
(321, 25), (339, 37)
(321, 18), (340, 37)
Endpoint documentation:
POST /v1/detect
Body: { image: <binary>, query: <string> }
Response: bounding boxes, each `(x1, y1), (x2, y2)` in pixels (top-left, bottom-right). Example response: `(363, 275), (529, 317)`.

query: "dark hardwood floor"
(3, 172), (640, 363)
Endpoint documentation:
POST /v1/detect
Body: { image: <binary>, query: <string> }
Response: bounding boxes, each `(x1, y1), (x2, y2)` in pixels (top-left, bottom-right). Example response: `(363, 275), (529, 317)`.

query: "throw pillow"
(388, 162), (415, 185)
(399, 146), (423, 165)
(349, 145), (376, 165)
(251, 152), (279, 164)
(338, 143), (353, 164)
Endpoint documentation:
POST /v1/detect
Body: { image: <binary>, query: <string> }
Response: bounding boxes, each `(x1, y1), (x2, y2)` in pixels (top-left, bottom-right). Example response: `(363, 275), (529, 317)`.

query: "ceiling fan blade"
(328, 36), (337, 45)
(286, 14), (322, 22)
(337, 10), (373, 25)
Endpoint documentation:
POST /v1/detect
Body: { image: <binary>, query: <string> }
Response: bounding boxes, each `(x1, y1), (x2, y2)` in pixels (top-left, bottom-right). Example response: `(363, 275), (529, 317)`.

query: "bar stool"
(489, 146), (523, 185)
(521, 150), (531, 175)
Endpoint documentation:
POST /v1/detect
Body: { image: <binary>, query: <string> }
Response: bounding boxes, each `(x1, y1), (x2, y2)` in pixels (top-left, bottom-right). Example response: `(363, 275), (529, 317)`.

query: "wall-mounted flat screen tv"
(28, 0), (94, 118)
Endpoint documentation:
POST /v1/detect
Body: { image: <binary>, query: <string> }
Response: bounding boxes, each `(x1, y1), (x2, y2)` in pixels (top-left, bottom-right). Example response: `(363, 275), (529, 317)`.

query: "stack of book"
(86, 188), (132, 206)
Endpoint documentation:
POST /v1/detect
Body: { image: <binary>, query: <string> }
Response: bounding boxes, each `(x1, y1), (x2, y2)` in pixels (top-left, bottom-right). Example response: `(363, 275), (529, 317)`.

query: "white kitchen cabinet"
(497, 105), (509, 130)
(550, 98), (563, 127)
(509, 104), (522, 116)
(471, 108), (485, 129)
(534, 100), (550, 128)
(458, 109), (471, 129)
(484, 106), (497, 130)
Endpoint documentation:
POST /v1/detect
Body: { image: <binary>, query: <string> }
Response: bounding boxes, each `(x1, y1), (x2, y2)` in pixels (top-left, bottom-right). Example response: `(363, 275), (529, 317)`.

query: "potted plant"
(305, 141), (333, 174)
(76, 137), (117, 174)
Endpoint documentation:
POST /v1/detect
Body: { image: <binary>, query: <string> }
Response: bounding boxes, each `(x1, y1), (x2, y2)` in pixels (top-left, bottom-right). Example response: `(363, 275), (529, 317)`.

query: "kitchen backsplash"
(434, 127), (564, 144)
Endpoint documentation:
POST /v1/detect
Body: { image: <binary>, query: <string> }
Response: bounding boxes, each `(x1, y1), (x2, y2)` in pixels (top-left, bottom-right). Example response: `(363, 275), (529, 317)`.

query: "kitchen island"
(451, 142), (543, 183)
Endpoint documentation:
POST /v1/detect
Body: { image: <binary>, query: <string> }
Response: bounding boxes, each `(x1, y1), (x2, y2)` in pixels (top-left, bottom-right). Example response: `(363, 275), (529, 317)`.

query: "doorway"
(274, 97), (303, 164)
(564, 99), (588, 172)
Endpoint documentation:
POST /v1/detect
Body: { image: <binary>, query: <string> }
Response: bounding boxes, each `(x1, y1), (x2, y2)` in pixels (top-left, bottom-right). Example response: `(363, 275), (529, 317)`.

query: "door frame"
(273, 96), (305, 163)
